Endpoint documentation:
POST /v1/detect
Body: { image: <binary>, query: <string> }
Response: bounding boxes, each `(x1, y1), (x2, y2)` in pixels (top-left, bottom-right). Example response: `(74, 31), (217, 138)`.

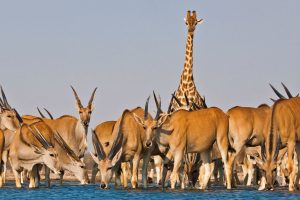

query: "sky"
(1, 1), (299, 147)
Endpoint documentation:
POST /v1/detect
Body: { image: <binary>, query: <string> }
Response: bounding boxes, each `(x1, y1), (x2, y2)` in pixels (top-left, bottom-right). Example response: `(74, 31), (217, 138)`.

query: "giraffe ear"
(197, 19), (204, 24)
(184, 18), (188, 25)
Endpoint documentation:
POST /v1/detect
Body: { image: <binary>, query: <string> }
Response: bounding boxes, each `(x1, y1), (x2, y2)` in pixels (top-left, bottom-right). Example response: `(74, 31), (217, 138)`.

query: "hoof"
(258, 186), (265, 191)
(158, 180), (162, 185)
(147, 177), (153, 184)
(289, 185), (295, 192)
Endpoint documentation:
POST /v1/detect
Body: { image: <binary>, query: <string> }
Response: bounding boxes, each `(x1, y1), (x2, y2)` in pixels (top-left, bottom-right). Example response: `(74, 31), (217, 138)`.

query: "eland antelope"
(92, 97), (161, 189)
(227, 83), (298, 190)
(134, 93), (233, 190)
(0, 87), (23, 185)
(22, 115), (89, 186)
(26, 86), (97, 183)
(91, 121), (133, 187)
(9, 120), (61, 188)
(90, 120), (117, 184)
(253, 97), (300, 191)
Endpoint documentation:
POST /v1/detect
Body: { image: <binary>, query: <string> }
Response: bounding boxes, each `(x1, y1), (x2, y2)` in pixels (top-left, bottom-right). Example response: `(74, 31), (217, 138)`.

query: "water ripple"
(0, 182), (300, 200)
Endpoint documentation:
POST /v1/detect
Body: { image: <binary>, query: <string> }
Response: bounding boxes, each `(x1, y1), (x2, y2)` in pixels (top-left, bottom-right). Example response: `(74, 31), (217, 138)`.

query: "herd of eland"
(0, 10), (300, 193)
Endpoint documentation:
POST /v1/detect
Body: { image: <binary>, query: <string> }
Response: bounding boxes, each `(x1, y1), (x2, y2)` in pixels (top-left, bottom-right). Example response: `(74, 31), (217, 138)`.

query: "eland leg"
(287, 141), (297, 191)
(131, 154), (140, 189)
(170, 151), (183, 189)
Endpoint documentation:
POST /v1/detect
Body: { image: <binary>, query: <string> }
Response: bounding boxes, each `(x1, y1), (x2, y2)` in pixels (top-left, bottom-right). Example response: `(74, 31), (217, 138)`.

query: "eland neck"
(75, 119), (88, 157)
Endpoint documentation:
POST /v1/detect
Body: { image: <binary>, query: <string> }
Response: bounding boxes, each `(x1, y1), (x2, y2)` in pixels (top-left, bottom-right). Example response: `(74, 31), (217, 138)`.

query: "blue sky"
(1, 1), (299, 146)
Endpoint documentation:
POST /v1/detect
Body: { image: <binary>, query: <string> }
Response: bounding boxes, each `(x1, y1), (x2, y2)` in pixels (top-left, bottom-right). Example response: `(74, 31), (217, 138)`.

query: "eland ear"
(155, 114), (173, 134)
(75, 103), (81, 112)
(112, 147), (123, 167)
(248, 153), (263, 169)
(132, 113), (145, 127)
(90, 103), (95, 111)
(31, 144), (43, 155)
(156, 114), (169, 128)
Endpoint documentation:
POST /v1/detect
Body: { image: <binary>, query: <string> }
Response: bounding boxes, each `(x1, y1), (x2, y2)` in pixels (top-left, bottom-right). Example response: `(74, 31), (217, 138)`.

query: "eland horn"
(273, 135), (281, 161)
(88, 87), (98, 109)
(28, 126), (50, 149)
(37, 107), (46, 118)
(172, 93), (183, 107)
(184, 92), (190, 107)
(269, 83), (286, 99)
(92, 129), (106, 160)
(281, 82), (293, 98)
(167, 92), (175, 114)
(107, 111), (125, 160)
(261, 142), (267, 161)
(33, 126), (52, 149)
(55, 131), (80, 161)
(13, 108), (23, 125)
(71, 86), (83, 108)
(153, 91), (162, 119)
(43, 108), (54, 119)
(1, 86), (11, 109)
(144, 96), (150, 120)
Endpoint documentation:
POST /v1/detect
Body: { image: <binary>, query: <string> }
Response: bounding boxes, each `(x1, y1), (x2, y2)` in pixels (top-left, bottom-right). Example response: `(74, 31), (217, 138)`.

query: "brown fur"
(9, 120), (60, 188)
(91, 121), (116, 184)
(262, 97), (300, 191)
(93, 107), (156, 189)
(155, 107), (233, 190)
(227, 105), (271, 189)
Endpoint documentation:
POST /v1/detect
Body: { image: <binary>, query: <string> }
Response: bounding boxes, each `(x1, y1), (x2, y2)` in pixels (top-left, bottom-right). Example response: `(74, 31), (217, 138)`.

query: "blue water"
(1, 182), (300, 200)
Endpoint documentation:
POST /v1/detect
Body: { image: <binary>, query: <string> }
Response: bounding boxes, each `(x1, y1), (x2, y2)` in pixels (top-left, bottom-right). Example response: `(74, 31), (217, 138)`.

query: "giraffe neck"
(180, 32), (194, 86)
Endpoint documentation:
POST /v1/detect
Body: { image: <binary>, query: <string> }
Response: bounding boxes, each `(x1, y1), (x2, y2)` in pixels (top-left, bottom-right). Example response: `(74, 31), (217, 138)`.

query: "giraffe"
(166, 11), (209, 188)
(169, 10), (205, 113)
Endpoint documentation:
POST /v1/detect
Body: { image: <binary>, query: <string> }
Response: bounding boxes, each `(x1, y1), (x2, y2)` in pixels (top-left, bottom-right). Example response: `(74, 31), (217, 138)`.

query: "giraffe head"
(184, 10), (203, 32)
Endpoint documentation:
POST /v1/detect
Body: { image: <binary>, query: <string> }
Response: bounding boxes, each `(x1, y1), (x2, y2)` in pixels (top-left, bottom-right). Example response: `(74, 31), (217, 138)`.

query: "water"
(1, 182), (300, 200)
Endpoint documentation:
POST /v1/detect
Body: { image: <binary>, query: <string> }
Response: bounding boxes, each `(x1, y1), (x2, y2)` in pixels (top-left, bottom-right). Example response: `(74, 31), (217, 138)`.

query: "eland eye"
(107, 167), (112, 171)
(7, 115), (12, 118)
(50, 153), (55, 157)
(80, 165), (85, 169)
